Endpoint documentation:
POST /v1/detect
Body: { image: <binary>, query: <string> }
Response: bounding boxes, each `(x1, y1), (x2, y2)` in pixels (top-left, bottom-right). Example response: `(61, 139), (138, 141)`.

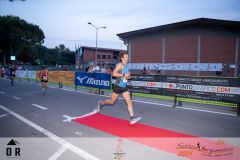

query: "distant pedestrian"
(39, 65), (48, 95)
(9, 64), (16, 86)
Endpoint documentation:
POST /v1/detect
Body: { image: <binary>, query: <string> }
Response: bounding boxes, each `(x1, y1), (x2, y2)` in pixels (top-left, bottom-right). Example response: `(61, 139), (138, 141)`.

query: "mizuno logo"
(77, 76), (109, 86)
(77, 76), (88, 83)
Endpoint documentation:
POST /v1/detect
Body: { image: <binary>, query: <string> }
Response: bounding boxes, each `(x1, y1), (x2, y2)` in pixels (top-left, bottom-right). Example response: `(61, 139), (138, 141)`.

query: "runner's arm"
(112, 64), (124, 78)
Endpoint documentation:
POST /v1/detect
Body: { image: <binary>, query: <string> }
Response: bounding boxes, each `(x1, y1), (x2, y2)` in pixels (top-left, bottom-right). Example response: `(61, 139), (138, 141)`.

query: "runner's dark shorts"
(113, 85), (128, 94)
(41, 78), (48, 83)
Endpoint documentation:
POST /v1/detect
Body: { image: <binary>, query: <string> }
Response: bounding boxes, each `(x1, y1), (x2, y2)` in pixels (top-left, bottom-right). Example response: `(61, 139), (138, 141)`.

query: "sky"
(0, 0), (240, 51)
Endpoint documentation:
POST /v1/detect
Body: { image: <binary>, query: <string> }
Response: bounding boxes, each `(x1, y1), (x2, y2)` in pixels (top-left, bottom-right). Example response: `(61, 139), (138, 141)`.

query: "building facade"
(75, 46), (126, 67)
(117, 18), (240, 77)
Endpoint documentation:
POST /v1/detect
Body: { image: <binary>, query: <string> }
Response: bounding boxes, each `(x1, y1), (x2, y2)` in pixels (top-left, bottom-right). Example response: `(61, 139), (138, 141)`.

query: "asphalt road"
(0, 78), (240, 160)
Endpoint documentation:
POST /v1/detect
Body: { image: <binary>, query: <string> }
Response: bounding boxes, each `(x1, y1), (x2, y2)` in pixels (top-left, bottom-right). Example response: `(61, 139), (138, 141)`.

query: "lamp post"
(88, 22), (106, 64)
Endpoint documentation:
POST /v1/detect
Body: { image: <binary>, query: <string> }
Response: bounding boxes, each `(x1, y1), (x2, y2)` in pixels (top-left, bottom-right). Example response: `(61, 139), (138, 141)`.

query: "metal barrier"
(127, 74), (240, 116)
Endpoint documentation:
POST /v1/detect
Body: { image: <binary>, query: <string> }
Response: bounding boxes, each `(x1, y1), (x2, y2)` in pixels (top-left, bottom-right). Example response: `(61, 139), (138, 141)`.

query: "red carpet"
(74, 113), (240, 160)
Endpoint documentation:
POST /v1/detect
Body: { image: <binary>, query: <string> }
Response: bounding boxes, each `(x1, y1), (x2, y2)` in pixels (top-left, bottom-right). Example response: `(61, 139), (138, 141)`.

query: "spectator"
(87, 65), (94, 73)
(9, 64), (16, 86)
(142, 66), (147, 75)
(92, 63), (100, 73)
(2, 66), (6, 77)
(107, 66), (113, 74)
(100, 64), (107, 73)
(0, 66), (3, 77)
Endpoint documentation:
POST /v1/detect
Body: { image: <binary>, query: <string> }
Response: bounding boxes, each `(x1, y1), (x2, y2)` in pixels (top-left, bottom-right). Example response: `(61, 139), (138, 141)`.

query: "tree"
(0, 15), (45, 65)
(51, 44), (74, 65)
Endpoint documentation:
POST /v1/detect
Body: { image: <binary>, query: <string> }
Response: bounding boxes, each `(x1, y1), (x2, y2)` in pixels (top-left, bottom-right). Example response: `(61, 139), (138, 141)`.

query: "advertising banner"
(59, 71), (74, 85)
(127, 75), (240, 103)
(16, 70), (27, 78)
(75, 72), (111, 90)
(16, 70), (36, 79)
(48, 71), (60, 83)
(27, 71), (36, 79)
(130, 63), (223, 71)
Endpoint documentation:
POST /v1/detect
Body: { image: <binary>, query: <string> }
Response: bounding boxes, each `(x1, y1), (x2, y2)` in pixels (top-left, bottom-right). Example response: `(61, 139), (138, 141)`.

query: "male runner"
(96, 52), (141, 125)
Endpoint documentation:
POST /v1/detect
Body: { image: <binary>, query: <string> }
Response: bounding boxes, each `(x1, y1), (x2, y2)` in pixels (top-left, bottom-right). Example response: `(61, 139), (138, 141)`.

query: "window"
(107, 55), (111, 59)
(97, 54), (101, 59)
(113, 55), (117, 59)
(102, 55), (106, 59)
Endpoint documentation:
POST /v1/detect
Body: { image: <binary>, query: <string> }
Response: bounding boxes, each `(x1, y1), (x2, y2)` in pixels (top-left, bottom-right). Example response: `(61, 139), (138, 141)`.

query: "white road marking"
(75, 132), (82, 136)
(176, 106), (236, 116)
(48, 145), (68, 160)
(78, 109), (98, 118)
(0, 104), (101, 160)
(32, 104), (48, 110)
(12, 96), (21, 100)
(0, 91), (5, 94)
(75, 90), (100, 96)
(62, 88), (75, 92)
(49, 86), (56, 88)
(62, 115), (75, 122)
(131, 99), (172, 107)
(62, 110), (98, 122)
(0, 113), (8, 118)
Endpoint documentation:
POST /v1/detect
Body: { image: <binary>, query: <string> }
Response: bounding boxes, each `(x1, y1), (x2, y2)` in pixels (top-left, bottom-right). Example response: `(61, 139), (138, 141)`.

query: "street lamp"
(88, 22), (106, 64)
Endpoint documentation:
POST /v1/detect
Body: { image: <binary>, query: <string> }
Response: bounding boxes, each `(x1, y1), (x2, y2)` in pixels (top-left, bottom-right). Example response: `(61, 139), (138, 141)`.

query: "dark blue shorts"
(113, 85), (128, 94)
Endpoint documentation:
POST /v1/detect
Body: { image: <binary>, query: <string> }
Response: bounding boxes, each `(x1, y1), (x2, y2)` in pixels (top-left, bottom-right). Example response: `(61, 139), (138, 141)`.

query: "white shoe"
(97, 100), (103, 112)
(130, 116), (142, 125)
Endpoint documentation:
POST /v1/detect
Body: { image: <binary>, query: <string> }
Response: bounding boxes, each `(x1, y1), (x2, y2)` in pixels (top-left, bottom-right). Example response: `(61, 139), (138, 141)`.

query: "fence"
(15, 70), (240, 116)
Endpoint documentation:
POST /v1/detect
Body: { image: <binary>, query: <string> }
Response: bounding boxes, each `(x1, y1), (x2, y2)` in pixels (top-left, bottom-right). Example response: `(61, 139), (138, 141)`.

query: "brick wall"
(165, 35), (197, 75)
(131, 35), (162, 63)
(96, 50), (113, 64)
(129, 30), (238, 76)
(200, 35), (236, 76)
(83, 48), (95, 64)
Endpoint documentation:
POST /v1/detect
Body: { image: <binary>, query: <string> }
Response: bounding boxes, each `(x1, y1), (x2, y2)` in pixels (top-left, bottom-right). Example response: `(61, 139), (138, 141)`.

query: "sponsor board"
(130, 63), (223, 71)
(75, 72), (111, 90)
(127, 75), (240, 103)
(16, 70), (36, 79)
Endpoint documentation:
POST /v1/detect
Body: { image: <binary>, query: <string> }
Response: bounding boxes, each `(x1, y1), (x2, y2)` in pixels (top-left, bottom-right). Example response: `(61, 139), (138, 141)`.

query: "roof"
(117, 18), (240, 39)
(81, 46), (126, 52)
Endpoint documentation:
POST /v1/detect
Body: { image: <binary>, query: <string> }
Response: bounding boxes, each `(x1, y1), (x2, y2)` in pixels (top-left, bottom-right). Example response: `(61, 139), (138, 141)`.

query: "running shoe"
(130, 116), (142, 125)
(96, 100), (103, 112)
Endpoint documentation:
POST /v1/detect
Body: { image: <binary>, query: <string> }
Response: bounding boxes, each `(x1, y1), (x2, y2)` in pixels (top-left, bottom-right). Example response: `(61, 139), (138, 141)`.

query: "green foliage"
(0, 16), (74, 65)
(0, 15), (45, 64)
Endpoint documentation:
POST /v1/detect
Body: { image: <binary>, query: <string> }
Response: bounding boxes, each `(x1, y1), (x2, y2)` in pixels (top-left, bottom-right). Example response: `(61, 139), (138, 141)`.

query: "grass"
(133, 92), (237, 108)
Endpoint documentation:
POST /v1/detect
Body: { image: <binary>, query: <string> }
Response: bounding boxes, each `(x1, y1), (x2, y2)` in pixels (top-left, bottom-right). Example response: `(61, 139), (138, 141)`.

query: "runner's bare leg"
(122, 91), (134, 117)
(102, 92), (119, 105)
